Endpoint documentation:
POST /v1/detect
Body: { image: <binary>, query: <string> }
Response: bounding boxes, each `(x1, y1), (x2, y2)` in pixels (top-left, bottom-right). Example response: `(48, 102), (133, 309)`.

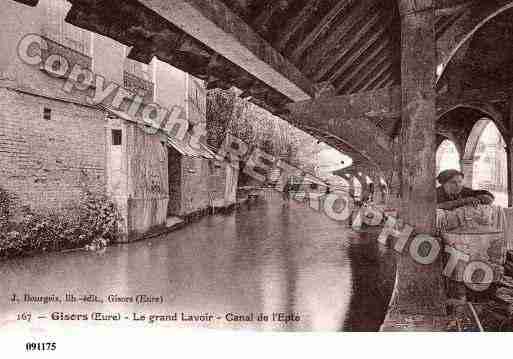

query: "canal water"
(0, 193), (396, 332)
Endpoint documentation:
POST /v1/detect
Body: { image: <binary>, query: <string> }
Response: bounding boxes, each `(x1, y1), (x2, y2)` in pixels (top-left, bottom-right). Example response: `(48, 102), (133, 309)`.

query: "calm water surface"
(0, 194), (396, 332)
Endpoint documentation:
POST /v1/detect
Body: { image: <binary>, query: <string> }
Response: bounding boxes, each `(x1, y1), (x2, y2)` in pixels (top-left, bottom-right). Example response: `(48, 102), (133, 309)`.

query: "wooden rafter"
(218, 0), (250, 19)
(334, 38), (390, 92)
(301, 0), (373, 77)
(274, 0), (322, 51)
(252, 1), (290, 35)
(436, 11), (465, 38)
(360, 63), (394, 92)
(372, 72), (395, 91)
(313, 10), (382, 82)
(290, 0), (355, 63)
(136, 0), (315, 101)
(329, 15), (394, 87)
(382, 77), (396, 88)
(435, 0), (477, 16)
(346, 57), (391, 94)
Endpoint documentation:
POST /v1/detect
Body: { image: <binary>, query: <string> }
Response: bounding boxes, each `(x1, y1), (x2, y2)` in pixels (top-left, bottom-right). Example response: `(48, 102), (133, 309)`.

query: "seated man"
(437, 169), (494, 210)
(437, 170), (503, 306)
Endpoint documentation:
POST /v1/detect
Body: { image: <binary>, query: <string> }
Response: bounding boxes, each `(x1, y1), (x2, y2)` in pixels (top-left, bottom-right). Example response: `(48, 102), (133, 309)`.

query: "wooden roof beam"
(137, 0), (315, 101)
(372, 72), (395, 91)
(285, 85), (401, 126)
(284, 86), (401, 169)
(252, 1), (291, 35)
(274, 0), (322, 52)
(334, 38), (390, 93)
(313, 10), (383, 82)
(290, 0), (355, 63)
(302, 0), (374, 77)
(329, 19), (393, 87)
(435, 11), (465, 39)
(360, 63), (394, 93)
(381, 76), (397, 89)
(435, 0), (477, 16)
(342, 57), (391, 94)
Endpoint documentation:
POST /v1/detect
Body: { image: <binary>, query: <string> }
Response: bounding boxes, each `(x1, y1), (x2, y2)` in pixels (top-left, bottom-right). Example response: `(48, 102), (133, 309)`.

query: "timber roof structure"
(13, 0), (513, 174)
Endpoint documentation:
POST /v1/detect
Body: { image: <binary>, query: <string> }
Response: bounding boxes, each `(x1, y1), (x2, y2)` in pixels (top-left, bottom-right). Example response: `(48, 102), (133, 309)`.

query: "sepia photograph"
(1, 0), (513, 356)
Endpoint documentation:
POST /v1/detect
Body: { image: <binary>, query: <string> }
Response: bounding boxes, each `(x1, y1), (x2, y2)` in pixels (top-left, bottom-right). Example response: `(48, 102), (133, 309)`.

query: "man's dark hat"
(437, 169), (464, 185)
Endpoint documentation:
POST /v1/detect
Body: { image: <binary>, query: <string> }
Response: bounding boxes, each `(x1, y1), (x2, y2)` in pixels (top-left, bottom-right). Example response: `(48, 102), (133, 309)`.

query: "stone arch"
(436, 2), (513, 84)
(463, 118), (492, 161)
(437, 103), (508, 188)
(436, 138), (461, 177)
(437, 102), (509, 146)
(436, 137), (461, 159)
(437, 132), (463, 160)
(462, 119), (508, 193)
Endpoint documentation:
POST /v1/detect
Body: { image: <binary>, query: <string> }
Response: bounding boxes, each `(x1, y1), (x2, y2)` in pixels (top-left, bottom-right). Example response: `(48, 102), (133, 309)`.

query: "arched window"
(472, 122), (508, 206)
(436, 139), (461, 176)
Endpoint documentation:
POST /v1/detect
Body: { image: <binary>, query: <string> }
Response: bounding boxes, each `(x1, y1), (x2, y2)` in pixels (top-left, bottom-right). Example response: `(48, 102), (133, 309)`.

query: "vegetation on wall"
(0, 187), (14, 232)
(0, 188), (122, 259)
(206, 89), (319, 175)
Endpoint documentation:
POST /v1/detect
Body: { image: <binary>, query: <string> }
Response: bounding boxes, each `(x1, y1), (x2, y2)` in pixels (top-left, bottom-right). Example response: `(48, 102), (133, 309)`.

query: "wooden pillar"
(370, 169), (383, 204)
(507, 144), (513, 207)
(508, 96), (513, 207)
(384, 137), (402, 209)
(391, 0), (445, 316)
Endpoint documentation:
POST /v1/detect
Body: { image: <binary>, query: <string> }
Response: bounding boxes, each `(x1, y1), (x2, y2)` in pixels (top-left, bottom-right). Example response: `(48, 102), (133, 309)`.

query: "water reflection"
(0, 192), (395, 332)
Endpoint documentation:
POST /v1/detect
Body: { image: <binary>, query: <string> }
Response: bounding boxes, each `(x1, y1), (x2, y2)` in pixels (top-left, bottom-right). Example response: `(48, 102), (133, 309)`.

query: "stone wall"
(167, 148), (237, 217)
(105, 115), (170, 241)
(0, 87), (106, 210)
(208, 160), (227, 207)
(0, 0), (219, 240)
(180, 156), (210, 216)
(208, 160), (238, 208)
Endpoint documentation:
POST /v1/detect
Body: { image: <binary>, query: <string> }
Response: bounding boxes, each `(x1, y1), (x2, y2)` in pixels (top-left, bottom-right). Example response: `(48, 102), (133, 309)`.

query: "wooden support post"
(369, 168), (383, 204)
(508, 96), (513, 207)
(388, 0), (446, 317)
(384, 137), (402, 208)
(507, 145), (513, 208)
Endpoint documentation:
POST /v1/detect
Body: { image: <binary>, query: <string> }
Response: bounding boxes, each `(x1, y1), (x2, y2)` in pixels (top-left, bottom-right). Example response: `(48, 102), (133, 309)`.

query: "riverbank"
(0, 185), (249, 259)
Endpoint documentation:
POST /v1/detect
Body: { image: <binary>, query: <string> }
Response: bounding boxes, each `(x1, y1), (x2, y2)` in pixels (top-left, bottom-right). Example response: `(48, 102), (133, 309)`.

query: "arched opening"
(436, 139), (461, 176)
(436, 3), (513, 208)
(437, 103), (509, 207)
(471, 121), (508, 207)
(463, 118), (492, 160)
